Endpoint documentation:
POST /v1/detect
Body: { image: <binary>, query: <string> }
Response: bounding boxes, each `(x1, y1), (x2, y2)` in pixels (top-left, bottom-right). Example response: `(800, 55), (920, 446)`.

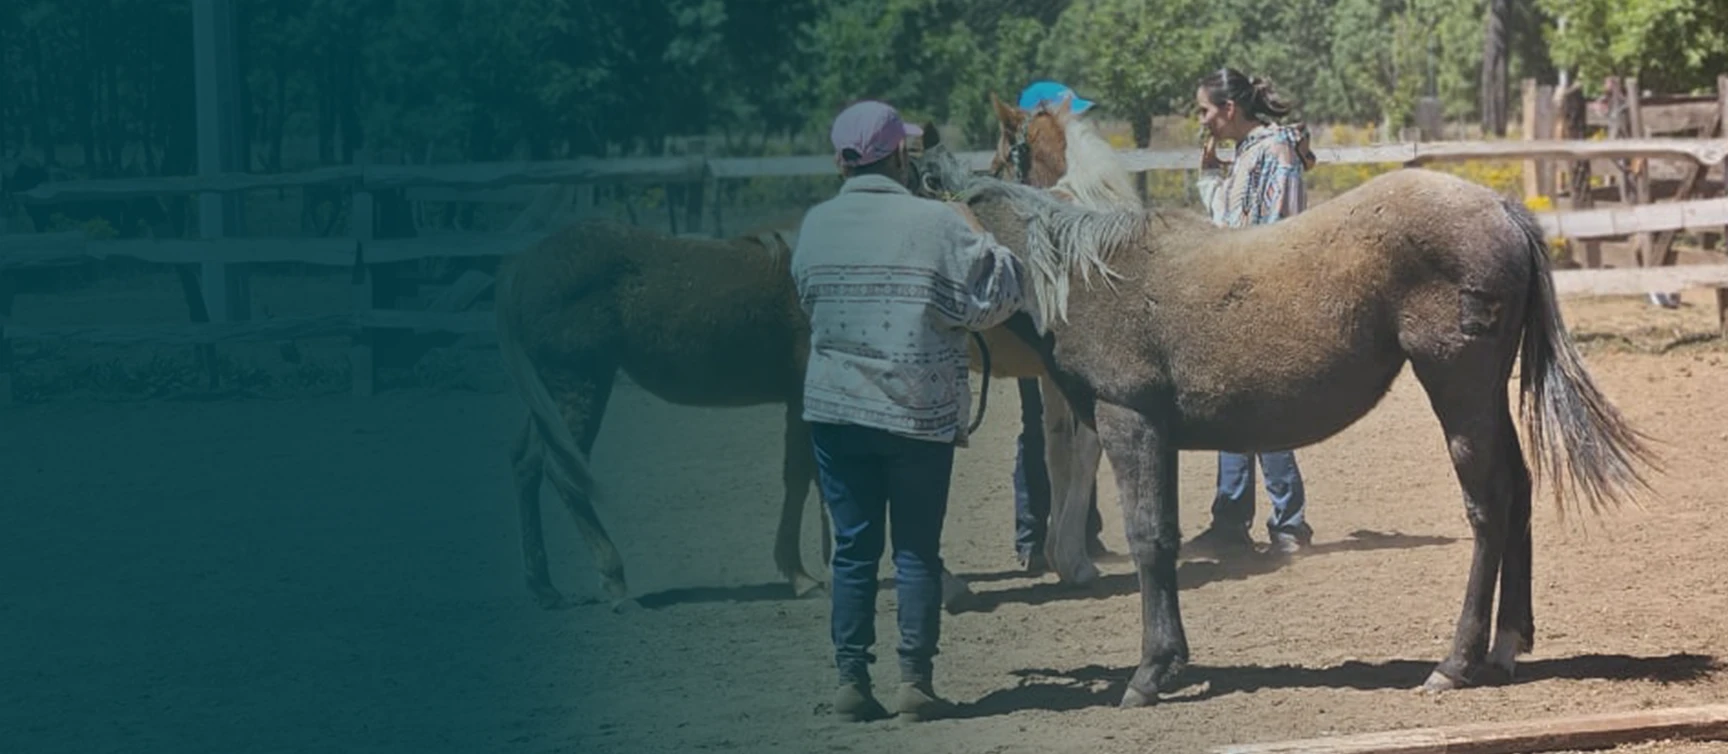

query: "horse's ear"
(991, 91), (1021, 132)
(921, 122), (941, 150)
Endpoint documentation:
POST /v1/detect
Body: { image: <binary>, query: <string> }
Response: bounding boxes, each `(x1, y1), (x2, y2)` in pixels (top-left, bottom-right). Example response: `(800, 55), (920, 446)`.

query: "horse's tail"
(1506, 198), (1659, 520)
(494, 258), (597, 500)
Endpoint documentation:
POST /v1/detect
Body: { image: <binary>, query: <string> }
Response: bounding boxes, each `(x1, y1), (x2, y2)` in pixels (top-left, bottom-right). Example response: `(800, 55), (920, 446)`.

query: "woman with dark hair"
(1186, 67), (1319, 559)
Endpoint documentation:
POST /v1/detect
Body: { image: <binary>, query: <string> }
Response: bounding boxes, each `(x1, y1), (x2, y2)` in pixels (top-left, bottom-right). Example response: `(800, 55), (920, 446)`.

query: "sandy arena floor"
(5, 288), (1728, 754)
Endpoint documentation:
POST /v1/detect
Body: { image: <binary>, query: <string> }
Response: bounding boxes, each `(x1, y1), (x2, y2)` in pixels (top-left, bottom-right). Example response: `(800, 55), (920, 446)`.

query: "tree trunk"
(1480, 0), (1509, 136)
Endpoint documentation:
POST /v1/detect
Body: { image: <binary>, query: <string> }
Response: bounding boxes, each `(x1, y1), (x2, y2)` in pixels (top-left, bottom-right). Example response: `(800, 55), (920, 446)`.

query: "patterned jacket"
(1197, 123), (1309, 228)
(792, 174), (1027, 445)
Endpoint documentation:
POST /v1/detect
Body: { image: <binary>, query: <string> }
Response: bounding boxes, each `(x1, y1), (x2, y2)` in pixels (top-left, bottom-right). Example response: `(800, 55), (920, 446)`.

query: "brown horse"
(909, 103), (1657, 705)
(493, 216), (828, 611)
(492, 201), (1038, 612)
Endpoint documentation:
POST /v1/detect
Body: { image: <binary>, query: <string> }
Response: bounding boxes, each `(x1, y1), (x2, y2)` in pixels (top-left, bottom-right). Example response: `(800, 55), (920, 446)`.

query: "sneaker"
(894, 680), (955, 722)
(1185, 525), (1256, 560)
(834, 681), (890, 723)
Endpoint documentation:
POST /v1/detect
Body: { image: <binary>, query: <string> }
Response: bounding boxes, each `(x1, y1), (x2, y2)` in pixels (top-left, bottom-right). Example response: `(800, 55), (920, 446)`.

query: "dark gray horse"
(909, 124), (1657, 706)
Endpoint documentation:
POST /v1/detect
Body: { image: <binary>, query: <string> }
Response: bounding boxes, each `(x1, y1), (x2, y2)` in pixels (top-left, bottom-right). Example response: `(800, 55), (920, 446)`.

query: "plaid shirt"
(1197, 124), (1309, 228)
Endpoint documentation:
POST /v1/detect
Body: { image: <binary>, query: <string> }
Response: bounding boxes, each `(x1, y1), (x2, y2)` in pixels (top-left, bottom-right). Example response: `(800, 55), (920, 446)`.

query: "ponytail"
(1199, 67), (1299, 124)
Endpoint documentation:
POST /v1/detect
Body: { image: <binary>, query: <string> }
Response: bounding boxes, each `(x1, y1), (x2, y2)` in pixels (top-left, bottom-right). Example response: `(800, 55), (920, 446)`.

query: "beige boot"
(894, 680), (955, 722)
(834, 681), (889, 722)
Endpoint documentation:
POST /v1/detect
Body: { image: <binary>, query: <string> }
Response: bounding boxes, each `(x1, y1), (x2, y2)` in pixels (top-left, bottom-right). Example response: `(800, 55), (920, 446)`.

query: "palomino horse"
(909, 106), (1656, 705)
(976, 94), (1141, 586)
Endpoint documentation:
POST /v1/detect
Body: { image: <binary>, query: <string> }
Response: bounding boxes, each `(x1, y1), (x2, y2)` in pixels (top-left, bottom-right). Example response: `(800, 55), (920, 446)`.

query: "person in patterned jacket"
(792, 99), (1032, 723)
(1186, 67), (1321, 559)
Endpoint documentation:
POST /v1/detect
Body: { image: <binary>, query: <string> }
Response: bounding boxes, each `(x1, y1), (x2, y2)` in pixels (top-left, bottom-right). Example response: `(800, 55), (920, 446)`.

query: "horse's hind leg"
(1487, 426), (1535, 677)
(541, 366), (630, 608)
(511, 419), (567, 609)
(775, 408), (825, 597)
(1411, 358), (1525, 691)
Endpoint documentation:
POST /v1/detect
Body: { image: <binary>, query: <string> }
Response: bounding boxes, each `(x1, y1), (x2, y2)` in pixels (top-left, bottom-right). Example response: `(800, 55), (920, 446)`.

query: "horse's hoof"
(1058, 560), (1101, 588)
(1119, 686), (1155, 708)
(531, 589), (569, 611)
(1486, 627), (1527, 681)
(609, 597), (641, 614)
(1419, 669), (1464, 694)
(1487, 650), (1519, 682)
(791, 574), (828, 599)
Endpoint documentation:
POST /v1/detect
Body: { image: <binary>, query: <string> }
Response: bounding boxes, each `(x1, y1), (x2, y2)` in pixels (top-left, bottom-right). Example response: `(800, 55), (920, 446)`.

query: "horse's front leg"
(1040, 375), (1103, 587)
(1093, 400), (1188, 707)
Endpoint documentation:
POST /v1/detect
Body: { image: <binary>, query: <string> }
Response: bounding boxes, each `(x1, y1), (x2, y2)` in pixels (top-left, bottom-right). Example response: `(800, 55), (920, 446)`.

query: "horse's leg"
(1093, 400), (1186, 707)
(1041, 375), (1103, 587)
(1412, 360), (1522, 691)
(775, 407), (825, 597)
(541, 366), (630, 608)
(1487, 421), (1535, 678)
(511, 419), (567, 609)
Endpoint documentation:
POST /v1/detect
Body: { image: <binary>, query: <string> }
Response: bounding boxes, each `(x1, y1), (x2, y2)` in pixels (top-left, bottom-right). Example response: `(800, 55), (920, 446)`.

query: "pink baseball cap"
(830, 100), (923, 168)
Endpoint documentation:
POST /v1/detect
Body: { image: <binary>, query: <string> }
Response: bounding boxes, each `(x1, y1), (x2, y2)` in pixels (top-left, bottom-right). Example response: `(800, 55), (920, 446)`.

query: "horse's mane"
(922, 145), (1148, 330)
(1042, 106), (1141, 211)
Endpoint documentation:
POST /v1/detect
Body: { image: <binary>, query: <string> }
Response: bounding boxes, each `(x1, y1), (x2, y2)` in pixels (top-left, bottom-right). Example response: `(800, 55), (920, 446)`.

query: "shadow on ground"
(950, 652), (1723, 719)
(945, 529), (1458, 614)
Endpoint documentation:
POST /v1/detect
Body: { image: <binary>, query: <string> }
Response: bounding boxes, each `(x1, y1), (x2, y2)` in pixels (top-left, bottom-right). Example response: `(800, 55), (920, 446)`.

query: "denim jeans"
(1211, 450), (1309, 537)
(811, 421), (954, 685)
(1012, 378), (1102, 561)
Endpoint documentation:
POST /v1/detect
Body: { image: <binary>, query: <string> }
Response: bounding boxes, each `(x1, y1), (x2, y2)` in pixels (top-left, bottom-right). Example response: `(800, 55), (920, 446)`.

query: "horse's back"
(1082, 168), (1529, 450)
(499, 218), (807, 405)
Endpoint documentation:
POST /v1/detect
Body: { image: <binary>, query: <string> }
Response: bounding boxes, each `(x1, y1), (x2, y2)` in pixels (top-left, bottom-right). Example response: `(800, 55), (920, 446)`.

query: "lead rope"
(968, 331), (991, 435)
(964, 115), (1036, 438)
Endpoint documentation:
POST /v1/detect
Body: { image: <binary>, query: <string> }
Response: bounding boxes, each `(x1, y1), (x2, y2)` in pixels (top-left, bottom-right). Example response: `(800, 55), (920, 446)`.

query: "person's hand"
(1200, 133), (1223, 171)
(948, 201), (985, 232)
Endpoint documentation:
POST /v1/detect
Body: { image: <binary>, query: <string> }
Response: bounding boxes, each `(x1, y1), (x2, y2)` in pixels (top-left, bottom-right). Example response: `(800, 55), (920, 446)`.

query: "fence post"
(1718, 74), (1728, 335)
(349, 151), (378, 398)
(684, 139), (706, 235)
(1626, 77), (1653, 266)
(1521, 79), (1539, 202)
(193, 0), (250, 389)
(0, 273), (13, 405)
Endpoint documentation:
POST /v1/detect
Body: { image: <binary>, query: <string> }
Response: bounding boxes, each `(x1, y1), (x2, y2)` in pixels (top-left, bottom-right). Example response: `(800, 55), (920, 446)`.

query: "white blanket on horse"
(792, 174), (1028, 445)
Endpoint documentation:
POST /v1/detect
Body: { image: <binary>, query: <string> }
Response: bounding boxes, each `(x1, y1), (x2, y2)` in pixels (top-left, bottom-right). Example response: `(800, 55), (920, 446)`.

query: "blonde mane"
(1044, 106), (1141, 211)
(918, 137), (1146, 330)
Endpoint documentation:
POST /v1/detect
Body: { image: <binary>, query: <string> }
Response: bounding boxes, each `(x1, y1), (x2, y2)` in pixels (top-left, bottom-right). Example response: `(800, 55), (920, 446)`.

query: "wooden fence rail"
(15, 138), (1728, 202)
(7, 135), (1728, 404)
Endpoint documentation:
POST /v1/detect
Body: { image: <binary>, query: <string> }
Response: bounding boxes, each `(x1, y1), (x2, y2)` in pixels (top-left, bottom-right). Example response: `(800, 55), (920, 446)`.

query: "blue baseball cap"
(1018, 81), (1095, 113)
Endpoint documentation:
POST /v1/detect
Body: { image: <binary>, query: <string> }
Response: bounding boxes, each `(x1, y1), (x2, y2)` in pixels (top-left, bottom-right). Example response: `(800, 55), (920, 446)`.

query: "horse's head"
(905, 121), (982, 205)
(988, 93), (1140, 211)
(989, 92), (1071, 189)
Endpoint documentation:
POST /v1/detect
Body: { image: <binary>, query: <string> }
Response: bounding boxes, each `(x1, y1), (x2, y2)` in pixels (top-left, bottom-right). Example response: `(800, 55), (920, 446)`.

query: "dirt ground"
(6, 277), (1728, 754)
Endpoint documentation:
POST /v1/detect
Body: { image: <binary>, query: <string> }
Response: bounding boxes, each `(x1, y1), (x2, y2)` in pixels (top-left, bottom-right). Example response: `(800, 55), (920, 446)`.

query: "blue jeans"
(811, 422), (954, 685)
(1212, 450), (1310, 537)
(1013, 378), (1101, 561)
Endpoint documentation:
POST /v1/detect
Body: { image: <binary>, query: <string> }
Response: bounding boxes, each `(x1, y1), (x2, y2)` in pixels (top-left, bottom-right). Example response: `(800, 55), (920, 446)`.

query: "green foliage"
(1538, 0), (1728, 95)
(1327, 0), (1485, 128)
(7, 0), (1728, 176)
(1041, 0), (1238, 143)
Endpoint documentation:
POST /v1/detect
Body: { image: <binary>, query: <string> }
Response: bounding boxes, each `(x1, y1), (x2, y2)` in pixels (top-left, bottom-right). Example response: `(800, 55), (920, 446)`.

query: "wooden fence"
(5, 136), (1728, 404)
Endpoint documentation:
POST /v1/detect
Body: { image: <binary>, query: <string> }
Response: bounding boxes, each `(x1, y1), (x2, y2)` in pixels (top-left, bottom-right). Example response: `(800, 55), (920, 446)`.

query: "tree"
(1536, 0), (1728, 97)
(1481, 0), (1509, 135)
(1041, 0), (1237, 147)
